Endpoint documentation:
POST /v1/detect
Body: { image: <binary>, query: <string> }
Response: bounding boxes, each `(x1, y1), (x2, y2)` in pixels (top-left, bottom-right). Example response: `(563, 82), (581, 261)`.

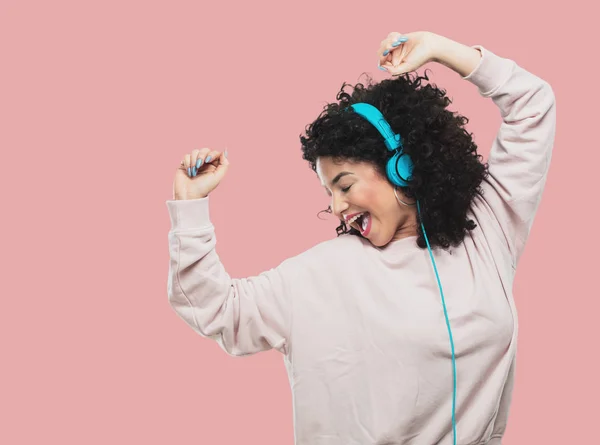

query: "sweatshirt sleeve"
(463, 45), (557, 267)
(165, 197), (293, 356)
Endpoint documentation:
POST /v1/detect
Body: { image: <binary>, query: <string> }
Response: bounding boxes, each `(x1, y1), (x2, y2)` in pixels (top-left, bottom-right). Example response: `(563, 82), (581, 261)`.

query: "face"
(316, 156), (418, 247)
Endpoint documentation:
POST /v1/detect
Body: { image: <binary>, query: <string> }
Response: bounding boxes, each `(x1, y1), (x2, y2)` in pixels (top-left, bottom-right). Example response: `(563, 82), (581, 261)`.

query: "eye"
(341, 185), (352, 193)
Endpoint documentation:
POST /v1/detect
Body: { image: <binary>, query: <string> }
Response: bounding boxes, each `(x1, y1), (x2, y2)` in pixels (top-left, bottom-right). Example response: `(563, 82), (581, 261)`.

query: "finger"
(386, 31), (404, 42)
(378, 46), (391, 67)
(384, 60), (414, 77)
(213, 150), (230, 181)
(193, 147), (212, 170)
(378, 34), (408, 66)
(203, 150), (221, 166)
(377, 39), (391, 66)
(391, 44), (406, 67)
(378, 33), (398, 64)
(191, 149), (200, 173)
(184, 153), (192, 176)
(194, 150), (217, 174)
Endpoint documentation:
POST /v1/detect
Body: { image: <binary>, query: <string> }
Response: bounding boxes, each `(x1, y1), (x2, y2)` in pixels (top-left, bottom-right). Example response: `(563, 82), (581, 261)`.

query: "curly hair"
(299, 69), (489, 251)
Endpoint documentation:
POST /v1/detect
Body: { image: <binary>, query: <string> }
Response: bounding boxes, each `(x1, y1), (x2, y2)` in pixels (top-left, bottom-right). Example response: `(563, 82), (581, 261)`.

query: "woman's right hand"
(172, 148), (230, 200)
(378, 31), (439, 76)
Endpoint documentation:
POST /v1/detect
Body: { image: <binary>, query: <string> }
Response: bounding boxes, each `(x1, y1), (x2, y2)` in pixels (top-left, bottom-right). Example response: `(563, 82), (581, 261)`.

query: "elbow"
(545, 81), (555, 103)
(541, 81), (556, 109)
(543, 82), (556, 126)
(528, 81), (556, 123)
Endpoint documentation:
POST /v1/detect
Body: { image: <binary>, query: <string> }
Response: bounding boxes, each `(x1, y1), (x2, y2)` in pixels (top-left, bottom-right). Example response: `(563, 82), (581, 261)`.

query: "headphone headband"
(345, 102), (412, 187)
(348, 103), (403, 151)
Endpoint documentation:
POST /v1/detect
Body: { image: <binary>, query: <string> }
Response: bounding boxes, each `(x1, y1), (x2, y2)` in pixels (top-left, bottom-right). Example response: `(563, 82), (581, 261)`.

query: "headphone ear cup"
(387, 152), (414, 187)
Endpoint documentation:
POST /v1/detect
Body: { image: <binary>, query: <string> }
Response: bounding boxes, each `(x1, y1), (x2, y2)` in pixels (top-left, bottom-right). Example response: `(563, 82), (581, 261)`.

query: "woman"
(166, 31), (555, 445)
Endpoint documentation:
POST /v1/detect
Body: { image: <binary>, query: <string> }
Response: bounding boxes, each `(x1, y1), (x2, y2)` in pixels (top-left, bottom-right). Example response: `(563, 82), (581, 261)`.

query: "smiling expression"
(316, 156), (418, 247)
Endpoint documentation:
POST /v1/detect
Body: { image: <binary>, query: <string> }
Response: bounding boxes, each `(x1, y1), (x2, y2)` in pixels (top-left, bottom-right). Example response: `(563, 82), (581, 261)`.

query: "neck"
(392, 204), (419, 241)
(391, 224), (419, 242)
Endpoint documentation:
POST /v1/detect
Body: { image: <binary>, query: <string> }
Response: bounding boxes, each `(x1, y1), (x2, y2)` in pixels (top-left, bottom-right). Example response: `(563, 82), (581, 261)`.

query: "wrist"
(426, 32), (446, 63)
(174, 194), (208, 200)
(429, 34), (482, 77)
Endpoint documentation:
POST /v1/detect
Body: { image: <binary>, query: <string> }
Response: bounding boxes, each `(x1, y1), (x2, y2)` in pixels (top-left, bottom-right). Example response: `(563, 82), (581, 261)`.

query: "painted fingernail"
(187, 167), (191, 176)
(379, 66), (387, 71)
(206, 155), (212, 162)
(192, 166), (197, 176)
(395, 36), (408, 43)
(383, 49), (389, 56)
(196, 159), (202, 169)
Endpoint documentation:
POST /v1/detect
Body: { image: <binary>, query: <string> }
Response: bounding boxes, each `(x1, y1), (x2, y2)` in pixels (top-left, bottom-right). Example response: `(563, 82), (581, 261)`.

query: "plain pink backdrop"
(1, 0), (596, 443)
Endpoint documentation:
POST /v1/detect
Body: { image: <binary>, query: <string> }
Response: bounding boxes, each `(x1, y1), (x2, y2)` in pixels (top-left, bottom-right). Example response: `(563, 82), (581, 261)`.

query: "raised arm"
(166, 197), (294, 356)
(434, 38), (556, 266)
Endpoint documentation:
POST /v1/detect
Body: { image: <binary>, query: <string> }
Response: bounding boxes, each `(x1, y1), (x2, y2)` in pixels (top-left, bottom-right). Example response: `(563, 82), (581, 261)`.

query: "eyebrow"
(323, 171), (354, 189)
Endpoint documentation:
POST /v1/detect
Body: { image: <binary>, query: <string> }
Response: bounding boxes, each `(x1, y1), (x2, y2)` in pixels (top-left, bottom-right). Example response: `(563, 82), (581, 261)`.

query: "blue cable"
(345, 103), (457, 442)
(417, 200), (457, 445)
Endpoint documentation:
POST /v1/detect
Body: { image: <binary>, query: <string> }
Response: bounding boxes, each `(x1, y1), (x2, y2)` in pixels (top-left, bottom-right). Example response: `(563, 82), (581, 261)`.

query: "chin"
(367, 233), (394, 248)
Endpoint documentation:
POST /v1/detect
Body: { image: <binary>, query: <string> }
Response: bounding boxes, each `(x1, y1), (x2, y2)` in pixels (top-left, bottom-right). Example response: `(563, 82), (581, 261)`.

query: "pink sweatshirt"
(166, 45), (556, 445)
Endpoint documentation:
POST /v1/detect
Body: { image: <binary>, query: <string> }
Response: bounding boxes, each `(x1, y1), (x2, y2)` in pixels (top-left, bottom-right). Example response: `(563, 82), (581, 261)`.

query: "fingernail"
(192, 166), (197, 176)
(206, 155), (212, 162)
(187, 167), (191, 176)
(395, 36), (408, 43)
(379, 65), (388, 71)
(196, 159), (202, 169)
(383, 49), (389, 56)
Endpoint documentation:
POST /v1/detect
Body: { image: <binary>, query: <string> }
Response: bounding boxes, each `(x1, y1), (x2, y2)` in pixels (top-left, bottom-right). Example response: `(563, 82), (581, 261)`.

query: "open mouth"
(350, 212), (372, 236)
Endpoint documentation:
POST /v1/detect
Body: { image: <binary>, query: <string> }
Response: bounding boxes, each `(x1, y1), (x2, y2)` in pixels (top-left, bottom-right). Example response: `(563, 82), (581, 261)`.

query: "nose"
(331, 193), (349, 221)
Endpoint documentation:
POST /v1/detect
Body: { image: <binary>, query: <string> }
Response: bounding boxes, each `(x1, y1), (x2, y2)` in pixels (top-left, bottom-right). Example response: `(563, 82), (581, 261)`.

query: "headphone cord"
(417, 200), (457, 445)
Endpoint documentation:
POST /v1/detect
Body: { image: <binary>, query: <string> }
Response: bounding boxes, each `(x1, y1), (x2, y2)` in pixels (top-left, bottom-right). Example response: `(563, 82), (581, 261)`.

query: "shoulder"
(278, 233), (367, 271)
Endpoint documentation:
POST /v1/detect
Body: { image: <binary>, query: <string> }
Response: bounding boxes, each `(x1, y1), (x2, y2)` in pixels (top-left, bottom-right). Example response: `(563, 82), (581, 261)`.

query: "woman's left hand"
(378, 31), (439, 76)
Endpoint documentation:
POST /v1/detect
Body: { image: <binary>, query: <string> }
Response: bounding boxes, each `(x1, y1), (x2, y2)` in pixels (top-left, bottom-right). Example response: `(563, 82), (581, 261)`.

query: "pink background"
(1, 0), (596, 443)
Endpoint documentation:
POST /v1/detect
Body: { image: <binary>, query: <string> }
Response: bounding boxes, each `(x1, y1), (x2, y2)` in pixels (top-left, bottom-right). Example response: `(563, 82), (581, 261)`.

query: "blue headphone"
(348, 103), (414, 187)
(347, 102), (458, 445)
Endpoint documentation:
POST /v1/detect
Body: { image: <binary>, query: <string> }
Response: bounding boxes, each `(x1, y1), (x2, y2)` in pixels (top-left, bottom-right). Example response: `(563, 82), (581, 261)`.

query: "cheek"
(363, 188), (379, 205)
(364, 188), (388, 212)
(364, 188), (397, 226)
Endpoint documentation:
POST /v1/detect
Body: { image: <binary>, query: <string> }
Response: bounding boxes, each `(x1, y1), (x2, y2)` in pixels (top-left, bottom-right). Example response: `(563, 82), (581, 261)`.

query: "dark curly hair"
(299, 69), (489, 251)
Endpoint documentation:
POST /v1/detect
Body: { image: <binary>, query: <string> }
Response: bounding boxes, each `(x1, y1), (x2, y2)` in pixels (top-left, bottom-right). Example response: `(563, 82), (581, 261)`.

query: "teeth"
(347, 212), (365, 225)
